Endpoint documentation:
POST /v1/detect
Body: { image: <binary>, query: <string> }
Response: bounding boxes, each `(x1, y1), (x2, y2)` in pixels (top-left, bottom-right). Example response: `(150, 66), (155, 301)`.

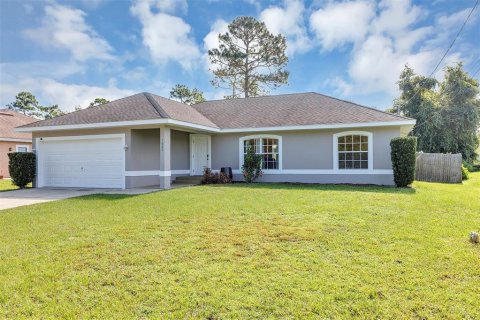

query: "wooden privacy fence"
(415, 152), (462, 183)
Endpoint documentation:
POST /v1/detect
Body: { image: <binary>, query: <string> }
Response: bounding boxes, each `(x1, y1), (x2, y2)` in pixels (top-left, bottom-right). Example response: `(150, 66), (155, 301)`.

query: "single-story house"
(16, 92), (415, 189)
(0, 109), (35, 178)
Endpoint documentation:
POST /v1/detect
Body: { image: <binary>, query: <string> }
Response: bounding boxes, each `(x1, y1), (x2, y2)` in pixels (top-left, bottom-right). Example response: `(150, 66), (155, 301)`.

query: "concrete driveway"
(0, 187), (161, 211)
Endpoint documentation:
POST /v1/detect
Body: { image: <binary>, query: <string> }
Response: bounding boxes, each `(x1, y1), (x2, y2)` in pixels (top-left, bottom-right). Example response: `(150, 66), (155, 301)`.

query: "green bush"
(241, 145), (263, 183)
(8, 152), (36, 189)
(462, 161), (479, 173)
(461, 164), (469, 180)
(390, 137), (417, 187)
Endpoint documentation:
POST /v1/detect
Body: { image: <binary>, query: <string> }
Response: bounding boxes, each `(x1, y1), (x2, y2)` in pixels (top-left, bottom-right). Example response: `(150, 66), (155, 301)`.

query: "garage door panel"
(39, 136), (124, 189)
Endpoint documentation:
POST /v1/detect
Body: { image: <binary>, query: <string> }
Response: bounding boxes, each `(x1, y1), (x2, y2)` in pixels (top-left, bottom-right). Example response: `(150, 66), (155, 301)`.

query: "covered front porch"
(125, 126), (211, 189)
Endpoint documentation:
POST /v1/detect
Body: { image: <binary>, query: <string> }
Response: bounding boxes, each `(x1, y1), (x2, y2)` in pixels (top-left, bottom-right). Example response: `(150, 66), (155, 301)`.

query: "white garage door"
(38, 135), (124, 189)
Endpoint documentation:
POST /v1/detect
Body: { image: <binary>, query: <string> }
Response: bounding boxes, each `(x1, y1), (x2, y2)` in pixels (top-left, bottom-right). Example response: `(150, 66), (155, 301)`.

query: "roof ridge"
(143, 92), (169, 118)
(194, 91), (309, 106)
(311, 92), (413, 121)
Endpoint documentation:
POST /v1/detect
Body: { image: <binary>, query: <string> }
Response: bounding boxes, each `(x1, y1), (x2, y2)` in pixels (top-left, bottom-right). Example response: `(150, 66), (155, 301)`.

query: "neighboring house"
(0, 109), (35, 178)
(16, 92), (415, 189)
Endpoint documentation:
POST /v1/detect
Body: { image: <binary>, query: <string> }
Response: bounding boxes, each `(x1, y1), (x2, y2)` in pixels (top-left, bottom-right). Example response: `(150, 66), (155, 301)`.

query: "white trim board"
(0, 137), (32, 143)
(221, 169), (393, 175)
(18, 119), (220, 133)
(221, 120), (415, 133)
(17, 119), (416, 133)
(125, 170), (189, 177)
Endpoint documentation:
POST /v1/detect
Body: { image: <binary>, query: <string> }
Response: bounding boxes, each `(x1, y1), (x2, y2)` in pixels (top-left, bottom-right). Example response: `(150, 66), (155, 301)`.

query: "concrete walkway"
(0, 187), (161, 211)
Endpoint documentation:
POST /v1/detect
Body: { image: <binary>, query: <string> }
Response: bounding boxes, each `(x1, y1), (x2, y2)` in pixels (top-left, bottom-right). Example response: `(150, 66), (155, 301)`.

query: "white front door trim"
(36, 133), (126, 189)
(189, 134), (211, 176)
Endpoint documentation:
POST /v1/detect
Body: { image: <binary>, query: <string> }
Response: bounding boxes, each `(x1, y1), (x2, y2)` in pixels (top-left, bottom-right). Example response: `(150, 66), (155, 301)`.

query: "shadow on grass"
(209, 182), (417, 195)
(67, 193), (145, 201)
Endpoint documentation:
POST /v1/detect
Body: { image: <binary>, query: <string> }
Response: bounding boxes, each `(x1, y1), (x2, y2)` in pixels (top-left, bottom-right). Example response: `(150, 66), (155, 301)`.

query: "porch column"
(160, 127), (171, 189)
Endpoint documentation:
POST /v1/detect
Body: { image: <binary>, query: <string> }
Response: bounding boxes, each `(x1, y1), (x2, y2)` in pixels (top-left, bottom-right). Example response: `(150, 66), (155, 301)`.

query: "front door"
(191, 135), (210, 175)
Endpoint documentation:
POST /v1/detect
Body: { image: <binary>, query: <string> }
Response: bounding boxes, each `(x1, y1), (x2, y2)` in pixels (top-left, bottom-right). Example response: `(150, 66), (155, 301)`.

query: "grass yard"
(0, 179), (31, 192)
(0, 179), (18, 192)
(1, 174), (479, 319)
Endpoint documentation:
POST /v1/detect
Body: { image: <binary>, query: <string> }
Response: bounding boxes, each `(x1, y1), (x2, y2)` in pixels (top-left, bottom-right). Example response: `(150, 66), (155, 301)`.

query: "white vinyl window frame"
(16, 145), (29, 152)
(333, 131), (373, 171)
(239, 135), (283, 171)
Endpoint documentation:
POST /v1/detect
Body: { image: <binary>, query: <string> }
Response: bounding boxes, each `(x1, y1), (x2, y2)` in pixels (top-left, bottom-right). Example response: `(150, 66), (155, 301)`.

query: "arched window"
(239, 135), (282, 170)
(333, 131), (372, 170)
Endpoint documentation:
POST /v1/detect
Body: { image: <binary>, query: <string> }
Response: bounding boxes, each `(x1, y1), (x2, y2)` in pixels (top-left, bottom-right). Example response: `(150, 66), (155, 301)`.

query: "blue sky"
(0, 0), (479, 112)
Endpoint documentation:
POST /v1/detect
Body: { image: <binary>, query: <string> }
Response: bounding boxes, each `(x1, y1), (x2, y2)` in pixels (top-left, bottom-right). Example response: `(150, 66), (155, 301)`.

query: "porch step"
(173, 175), (203, 185)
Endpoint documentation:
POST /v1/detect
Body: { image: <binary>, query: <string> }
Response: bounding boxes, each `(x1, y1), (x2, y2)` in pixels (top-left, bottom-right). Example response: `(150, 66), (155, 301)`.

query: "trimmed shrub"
(461, 164), (469, 180)
(8, 152), (36, 189)
(462, 161), (479, 172)
(241, 145), (263, 183)
(201, 168), (232, 184)
(390, 137), (417, 187)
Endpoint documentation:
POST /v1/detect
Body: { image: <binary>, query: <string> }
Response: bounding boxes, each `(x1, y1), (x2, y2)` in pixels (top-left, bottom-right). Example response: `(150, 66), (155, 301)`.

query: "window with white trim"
(16, 145), (29, 152)
(336, 133), (370, 169)
(241, 136), (280, 170)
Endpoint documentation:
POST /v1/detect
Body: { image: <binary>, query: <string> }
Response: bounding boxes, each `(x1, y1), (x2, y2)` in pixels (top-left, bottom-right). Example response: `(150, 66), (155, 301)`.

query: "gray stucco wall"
(129, 129), (160, 170)
(32, 125), (402, 187)
(171, 130), (190, 170)
(212, 126), (400, 171)
(211, 126), (401, 185)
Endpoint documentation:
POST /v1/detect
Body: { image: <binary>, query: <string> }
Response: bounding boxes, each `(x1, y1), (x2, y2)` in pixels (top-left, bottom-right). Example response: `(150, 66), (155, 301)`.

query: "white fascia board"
(0, 137), (32, 142)
(228, 169), (394, 175)
(16, 119), (416, 134)
(220, 120), (416, 133)
(16, 119), (220, 133)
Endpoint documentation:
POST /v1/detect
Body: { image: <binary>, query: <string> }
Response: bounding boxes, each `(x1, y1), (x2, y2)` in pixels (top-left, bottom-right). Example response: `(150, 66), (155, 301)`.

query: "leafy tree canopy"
(6, 91), (65, 120)
(7, 91), (39, 115)
(392, 63), (479, 161)
(169, 84), (205, 105)
(208, 16), (289, 99)
(88, 98), (110, 108)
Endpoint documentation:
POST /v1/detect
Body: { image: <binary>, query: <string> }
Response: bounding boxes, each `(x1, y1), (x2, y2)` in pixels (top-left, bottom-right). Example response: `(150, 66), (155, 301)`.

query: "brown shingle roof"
(19, 92), (412, 130)
(20, 93), (218, 129)
(0, 109), (35, 140)
(192, 92), (411, 129)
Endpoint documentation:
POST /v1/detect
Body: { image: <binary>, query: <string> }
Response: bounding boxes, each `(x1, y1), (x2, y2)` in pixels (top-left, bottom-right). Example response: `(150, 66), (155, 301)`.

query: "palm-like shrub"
(241, 145), (263, 183)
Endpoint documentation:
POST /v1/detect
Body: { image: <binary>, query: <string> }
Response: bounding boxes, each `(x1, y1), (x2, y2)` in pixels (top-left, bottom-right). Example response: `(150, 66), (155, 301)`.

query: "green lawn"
(1, 175), (479, 319)
(0, 179), (31, 192)
(0, 179), (18, 192)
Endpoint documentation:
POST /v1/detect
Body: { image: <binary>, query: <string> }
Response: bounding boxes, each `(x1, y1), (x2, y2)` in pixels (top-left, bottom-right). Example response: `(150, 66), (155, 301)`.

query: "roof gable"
(192, 92), (410, 129)
(18, 92), (413, 131)
(20, 93), (218, 129)
(0, 109), (35, 140)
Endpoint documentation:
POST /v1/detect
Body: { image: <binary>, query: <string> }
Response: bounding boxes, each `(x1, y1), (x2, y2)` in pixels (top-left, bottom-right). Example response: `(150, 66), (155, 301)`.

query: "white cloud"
(23, 4), (113, 61)
(312, 0), (471, 106)
(347, 35), (435, 95)
(151, 0), (188, 14)
(309, 0), (375, 51)
(260, 0), (311, 55)
(202, 19), (229, 70)
(0, 76), (135, 111)
(372, 0), (424, 36)
(130, 0), (200, 70)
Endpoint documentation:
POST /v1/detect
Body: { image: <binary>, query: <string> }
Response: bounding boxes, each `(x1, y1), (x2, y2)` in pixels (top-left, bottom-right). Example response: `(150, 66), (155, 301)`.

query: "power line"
(397, 0), (479, 114)
(428, 0), (478, 78)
